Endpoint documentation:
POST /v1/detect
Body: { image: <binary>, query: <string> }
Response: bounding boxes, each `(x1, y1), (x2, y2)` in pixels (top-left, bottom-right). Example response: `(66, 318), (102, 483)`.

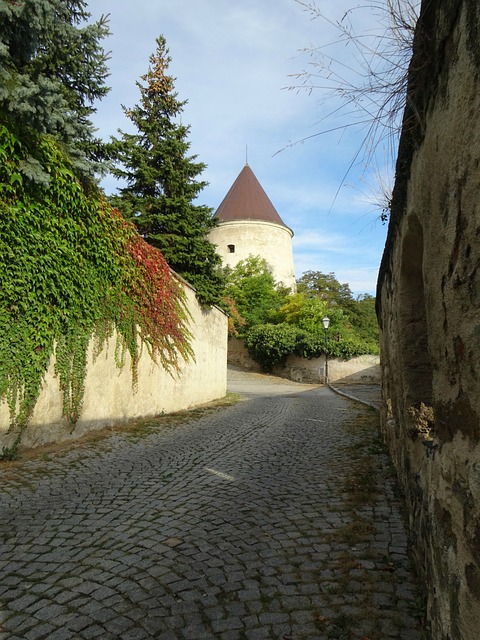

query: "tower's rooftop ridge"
(215, 164), (287, 227)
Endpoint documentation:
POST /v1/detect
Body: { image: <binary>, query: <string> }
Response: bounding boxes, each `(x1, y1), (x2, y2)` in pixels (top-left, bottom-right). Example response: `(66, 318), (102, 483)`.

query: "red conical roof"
(215, 164), (287, 227)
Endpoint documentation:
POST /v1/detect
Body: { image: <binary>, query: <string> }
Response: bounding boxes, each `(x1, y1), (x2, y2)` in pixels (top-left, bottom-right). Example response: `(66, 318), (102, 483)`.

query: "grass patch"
(329, 518), (375, 546)
(339, 410), (387, 509)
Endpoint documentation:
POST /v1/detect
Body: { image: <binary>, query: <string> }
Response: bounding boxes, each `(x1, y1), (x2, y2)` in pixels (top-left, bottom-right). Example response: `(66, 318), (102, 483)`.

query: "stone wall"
(377, 1), (480, 637)
(228, 337), (380, 385)
(0, 282), (228, 450)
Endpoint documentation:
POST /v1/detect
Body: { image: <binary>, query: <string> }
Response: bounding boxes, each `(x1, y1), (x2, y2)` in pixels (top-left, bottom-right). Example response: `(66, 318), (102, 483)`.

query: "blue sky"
(90, 0), (395, 296)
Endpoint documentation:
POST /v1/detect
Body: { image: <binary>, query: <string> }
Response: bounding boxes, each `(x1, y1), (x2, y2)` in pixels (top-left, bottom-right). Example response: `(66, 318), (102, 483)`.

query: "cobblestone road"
(0, 368), (426, 640)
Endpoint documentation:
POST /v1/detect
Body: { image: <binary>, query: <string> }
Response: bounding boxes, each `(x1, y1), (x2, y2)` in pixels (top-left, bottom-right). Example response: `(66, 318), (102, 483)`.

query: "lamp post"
(322, 316), (330, 385)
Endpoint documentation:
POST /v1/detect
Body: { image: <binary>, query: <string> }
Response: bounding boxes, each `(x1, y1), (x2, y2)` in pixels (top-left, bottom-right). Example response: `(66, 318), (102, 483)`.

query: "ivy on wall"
(0, 124), (193, 458)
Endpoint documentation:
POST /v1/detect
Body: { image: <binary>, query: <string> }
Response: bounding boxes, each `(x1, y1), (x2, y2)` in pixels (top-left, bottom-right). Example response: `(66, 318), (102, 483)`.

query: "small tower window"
(228, 244), (235, 254)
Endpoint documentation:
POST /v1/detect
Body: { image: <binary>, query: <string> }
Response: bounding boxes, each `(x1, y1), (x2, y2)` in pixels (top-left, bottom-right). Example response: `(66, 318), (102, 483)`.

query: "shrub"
(245, 323), (379, 372)
(244, 323), (299, 372)
(295, 333), (379, 359)
(222, 256), (288, 333)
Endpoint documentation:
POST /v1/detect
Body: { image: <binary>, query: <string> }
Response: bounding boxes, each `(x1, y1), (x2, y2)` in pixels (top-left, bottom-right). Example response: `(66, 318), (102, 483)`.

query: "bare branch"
(284, 0), (420, 218)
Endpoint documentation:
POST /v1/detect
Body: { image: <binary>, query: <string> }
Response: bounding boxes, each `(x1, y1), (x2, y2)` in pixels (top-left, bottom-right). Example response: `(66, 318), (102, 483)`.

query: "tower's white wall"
(209, 220), (296, 290)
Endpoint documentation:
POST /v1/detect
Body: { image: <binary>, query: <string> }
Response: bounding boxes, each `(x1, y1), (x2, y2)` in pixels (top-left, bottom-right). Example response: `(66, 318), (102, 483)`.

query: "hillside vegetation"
(222, 257), (379, 371)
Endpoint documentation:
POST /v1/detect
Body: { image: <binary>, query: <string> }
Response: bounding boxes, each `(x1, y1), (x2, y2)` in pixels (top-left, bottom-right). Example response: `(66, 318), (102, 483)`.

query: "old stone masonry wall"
(377, 1), (480, 638)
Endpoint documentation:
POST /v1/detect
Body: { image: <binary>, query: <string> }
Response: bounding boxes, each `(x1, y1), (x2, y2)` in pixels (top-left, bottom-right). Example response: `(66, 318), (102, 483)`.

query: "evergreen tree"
(109, 35), (223, 306)
(0, 0), (110, 176)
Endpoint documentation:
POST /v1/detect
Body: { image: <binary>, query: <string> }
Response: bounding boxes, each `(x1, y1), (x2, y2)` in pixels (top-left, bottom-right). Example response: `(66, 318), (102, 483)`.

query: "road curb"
(328, 384), (380, 413)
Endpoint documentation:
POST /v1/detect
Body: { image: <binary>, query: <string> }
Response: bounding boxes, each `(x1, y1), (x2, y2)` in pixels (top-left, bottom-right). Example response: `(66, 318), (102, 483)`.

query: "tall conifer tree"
(0, 0), (110, 176)
(109, 35), (223, 306)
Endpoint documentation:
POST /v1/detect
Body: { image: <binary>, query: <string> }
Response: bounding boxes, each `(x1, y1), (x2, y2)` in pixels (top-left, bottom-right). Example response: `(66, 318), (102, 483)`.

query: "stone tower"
(209, 164), (296, 290)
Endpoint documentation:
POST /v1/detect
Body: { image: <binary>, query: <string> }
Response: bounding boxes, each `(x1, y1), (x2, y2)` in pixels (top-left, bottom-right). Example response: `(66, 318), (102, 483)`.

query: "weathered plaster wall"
(208, 219), (296, 290)
(0, 283), (228, 450)
(228, 337), (380, 385)
(377, 1), (480, 637)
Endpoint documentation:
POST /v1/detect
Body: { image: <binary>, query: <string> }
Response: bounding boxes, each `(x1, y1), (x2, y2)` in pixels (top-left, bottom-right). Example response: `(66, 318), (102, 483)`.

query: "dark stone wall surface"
(377, 1), (480, 638)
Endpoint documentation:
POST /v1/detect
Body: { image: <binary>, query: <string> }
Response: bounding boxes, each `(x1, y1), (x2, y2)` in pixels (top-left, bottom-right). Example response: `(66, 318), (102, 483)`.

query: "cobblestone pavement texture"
(0, 367), (425, 640)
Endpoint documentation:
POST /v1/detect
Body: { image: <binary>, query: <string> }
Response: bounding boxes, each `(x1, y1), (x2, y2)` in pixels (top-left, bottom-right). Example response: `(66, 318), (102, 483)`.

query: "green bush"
(245, 324), (379, 372)
(295, 333), (379, 359)
(293, 332), (326, 359)
(244, 323), (299, 372)
(222, 256), (289, 333)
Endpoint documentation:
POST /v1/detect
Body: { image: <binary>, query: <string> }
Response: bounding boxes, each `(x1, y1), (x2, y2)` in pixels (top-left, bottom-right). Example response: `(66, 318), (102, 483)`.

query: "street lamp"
(322, 316), (330, 385)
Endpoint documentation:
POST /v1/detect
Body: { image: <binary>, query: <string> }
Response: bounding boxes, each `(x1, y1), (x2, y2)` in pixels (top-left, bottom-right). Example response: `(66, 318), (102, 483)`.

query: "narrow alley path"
(0, 368), (425, 640)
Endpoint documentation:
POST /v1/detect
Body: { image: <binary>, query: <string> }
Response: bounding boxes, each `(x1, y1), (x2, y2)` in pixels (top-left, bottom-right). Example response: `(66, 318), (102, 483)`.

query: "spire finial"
(245, 144), (248, 166)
